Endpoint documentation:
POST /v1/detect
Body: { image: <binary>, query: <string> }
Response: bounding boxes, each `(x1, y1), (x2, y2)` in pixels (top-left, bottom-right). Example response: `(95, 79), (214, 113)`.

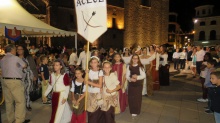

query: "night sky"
(170, 0), (220, 32)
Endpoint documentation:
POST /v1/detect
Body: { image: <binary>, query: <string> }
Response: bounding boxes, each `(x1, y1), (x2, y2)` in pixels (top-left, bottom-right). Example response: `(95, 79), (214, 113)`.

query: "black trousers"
(159, 65), (170, 86)
(179, 59), (186, 69)
(196, 61), (203, 75)
(173, 59), (179, 70)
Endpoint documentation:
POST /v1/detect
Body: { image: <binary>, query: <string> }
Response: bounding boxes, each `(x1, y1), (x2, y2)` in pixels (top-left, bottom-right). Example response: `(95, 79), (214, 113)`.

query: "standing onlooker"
(69, 48), (78, 77)
(126, 54), (146, 118)
(172, 48), (180, 70)
(107, 47), (115, 62)
(203, 60), (216, 114)
(210, 71), (220, 123)
(196, 45), (206, 75)
(185, 46), (193, 72)
(179, 49), (187, 70)
(40, 56), (51, 104)
(0, 44), (30, 123)
(17, 45), (38, 111)
(77, 45), (91, 70)
(29, 45), (39, 58)
(191, 48), (197, 77)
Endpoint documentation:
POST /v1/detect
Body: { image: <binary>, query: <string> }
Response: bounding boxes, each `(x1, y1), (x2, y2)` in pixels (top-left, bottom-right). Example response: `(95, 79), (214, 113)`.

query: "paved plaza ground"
(1, 68), (216, 123)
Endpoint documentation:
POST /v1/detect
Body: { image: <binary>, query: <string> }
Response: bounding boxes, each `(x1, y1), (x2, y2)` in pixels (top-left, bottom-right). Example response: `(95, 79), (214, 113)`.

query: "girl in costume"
(71, 68), (86, 123)
(112, 53), (127, 113)
(43, 59), (72, 123)
(86, 56), (104, 123)
(101, 61), (121, 123)
(126, 54), (146, 118)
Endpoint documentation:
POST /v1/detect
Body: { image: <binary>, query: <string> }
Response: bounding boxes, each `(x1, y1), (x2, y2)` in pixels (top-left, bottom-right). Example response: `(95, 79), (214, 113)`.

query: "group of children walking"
(41, 52), (147, 123)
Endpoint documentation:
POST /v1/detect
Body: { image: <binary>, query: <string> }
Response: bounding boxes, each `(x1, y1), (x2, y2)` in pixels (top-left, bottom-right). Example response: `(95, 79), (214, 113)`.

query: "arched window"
(200, 22), (206, 26)
(210, 20), (217, 25)
(210, 30), (216, 40)
(199, 31), (205, 40)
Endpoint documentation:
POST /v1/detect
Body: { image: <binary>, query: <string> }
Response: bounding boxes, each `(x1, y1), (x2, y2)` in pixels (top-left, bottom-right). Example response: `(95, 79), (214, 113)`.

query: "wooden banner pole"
(85, 41), (90, 110)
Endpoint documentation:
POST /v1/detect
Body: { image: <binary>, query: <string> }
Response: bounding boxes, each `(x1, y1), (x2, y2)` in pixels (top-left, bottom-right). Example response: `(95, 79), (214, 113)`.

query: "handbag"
(30, 83), (42, 102)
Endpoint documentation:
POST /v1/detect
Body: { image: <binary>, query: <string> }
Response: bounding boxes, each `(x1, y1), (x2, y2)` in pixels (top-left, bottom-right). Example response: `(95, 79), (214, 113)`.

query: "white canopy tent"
(0, 0), (77, 48)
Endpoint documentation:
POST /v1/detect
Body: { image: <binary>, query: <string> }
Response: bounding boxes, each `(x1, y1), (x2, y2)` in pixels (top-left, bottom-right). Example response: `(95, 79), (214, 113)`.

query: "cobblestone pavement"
(1, 69), (215, 123)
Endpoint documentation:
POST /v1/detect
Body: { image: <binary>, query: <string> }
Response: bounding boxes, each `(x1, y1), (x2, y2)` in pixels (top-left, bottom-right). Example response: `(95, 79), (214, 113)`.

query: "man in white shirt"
(196, 45), (206, 75)
(69, 48), (78, 66)
(76, 45), (91, 70)
(172, 48), (180, 70)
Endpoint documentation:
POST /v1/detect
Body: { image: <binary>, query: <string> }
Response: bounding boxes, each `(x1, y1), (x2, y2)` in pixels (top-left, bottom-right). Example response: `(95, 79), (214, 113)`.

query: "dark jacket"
(209, 86), (220, 113)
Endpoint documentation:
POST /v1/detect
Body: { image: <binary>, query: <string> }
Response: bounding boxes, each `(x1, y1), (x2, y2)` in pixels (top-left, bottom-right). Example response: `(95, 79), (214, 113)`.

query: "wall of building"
(124, 0), (169, 47)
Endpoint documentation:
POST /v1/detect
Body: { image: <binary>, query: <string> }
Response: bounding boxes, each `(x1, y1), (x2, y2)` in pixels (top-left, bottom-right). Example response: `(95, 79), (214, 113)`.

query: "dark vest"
(73, 80), (84, 94)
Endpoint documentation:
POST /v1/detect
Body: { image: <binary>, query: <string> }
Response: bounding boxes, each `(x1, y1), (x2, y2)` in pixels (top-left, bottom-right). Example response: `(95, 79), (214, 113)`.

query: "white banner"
(74, 0), (107, 43)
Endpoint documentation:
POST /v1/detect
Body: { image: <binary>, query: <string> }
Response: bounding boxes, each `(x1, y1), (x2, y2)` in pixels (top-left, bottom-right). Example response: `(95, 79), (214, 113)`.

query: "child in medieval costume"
(126, 54), (146, 118)
(112, 53), (127, 113)
(86, 56), (104, 123)
(43, 59), (72, 123)
(71, 68), (86, 123)
(101, 61), (121, 123)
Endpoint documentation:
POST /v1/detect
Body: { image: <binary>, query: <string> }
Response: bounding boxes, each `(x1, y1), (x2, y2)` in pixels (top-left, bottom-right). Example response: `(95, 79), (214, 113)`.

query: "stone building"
(193, 5), (220, 46)
(123, 0), (169, 47)
(16, 0), (169, 49)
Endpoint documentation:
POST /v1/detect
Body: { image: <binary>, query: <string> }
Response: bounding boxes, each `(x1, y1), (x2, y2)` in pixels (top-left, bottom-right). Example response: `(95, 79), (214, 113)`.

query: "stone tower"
(124, 0), (169, 47)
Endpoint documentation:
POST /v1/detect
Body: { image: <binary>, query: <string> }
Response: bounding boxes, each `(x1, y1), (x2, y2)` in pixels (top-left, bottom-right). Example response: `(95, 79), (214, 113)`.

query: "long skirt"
(128, 80), (143, 114)
(145, 64), (153, 96)
(103, 106), (115, 123)
(71, 94), (86, 123)
(50, 92), (72, 123)
(88, 108), (104, 123)
(118, 89), (127, 113)
(87, 93), (104, 123)
(159, 65), (170, 86)
(152, 65), (160, 90)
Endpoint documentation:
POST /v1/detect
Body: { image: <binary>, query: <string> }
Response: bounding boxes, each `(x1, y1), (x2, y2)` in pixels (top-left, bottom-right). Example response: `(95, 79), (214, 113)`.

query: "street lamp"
(194, 19), (198, 23)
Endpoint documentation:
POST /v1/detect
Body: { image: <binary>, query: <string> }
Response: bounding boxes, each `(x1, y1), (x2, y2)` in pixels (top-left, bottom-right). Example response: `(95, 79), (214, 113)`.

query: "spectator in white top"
(69, 48), (78, 66)
(172, 48), (180, 70)
(179, 48), (187, 70)
(76, 45), (91, 70)
(29, 45), (39, 58)
(196, 45), (206, 75)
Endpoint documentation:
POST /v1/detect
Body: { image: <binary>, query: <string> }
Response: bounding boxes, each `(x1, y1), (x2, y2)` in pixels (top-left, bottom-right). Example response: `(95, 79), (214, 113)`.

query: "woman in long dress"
(159, 45), (170, 86)
(122, 48), (131, 66)
(126, 54), (146, 118)
(140, 47), (150, 96)
(112, 53), (127, 113)
(149, 45), (160, 90)
(43, 59), (72, 123)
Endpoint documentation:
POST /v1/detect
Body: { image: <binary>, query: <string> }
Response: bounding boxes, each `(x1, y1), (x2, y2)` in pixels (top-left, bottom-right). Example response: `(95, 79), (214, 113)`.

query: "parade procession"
(0, 0), (220, 123)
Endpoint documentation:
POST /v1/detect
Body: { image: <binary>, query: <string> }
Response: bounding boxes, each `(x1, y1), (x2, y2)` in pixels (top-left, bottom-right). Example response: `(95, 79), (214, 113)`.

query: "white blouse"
(103, 73), (120, 96)
(70, 80), (86, 93)
(126, 64), (146, 82)
(122, 56), (131, 65)
(88, 70), (103, 93)
(159, 54), (168, 66)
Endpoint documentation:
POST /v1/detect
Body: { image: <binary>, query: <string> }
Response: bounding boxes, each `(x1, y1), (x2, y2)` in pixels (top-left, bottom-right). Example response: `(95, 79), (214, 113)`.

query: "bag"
(72, 103), (80, 109)
(30, 83), (42, 101)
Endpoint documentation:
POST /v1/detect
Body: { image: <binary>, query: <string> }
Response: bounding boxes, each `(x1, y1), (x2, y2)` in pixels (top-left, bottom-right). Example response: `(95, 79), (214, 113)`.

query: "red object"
(5, 27), (21, 41)
(63, 73), (70, 86)
(112, 63), (127, 113)
(50, 92), (60, 123)
(71, 111), (86, 123)
(152, 59), (160, 90)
